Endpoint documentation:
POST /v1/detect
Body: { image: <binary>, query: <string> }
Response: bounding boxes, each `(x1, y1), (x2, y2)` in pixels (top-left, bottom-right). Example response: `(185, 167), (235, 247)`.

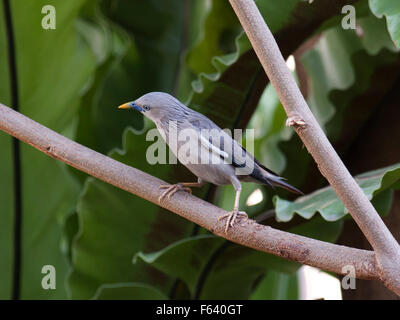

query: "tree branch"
(229, 0), (400, 295)
(0, 102), (380, 283)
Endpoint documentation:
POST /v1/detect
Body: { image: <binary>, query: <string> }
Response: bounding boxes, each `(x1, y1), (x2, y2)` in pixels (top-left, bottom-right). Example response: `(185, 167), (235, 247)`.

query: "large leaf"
(68, 129), (195, 299)
(182, 0), (363, 129)
(369, 0), (400, 46)
(76, 0), (191, 154)
(250, 271), (299, 300)
(274, 163), (400, 222)
(74, 5), (133, 155)
(133, 235), (225, 296)
(185, 0), (241, 75)
(304, 14), (398, 141)
(196, 215), (342, 299)
(261, 11), (400, 197)
(133, 215), (341, 299)
(193, 244), (298, 300)
(134, 235), (299, 300)
(0, 0), (97, 299)
(183, 0), (311, 127)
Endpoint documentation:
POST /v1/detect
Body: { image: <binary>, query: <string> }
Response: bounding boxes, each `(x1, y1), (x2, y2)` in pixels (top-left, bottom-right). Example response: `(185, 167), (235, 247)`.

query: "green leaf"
(304, 14), (397, 140)
(251, 216), (342, 300)
(67, 129), (196, 299)
(74, 11), (136, 155)
(135, 236), (300, 300)
(274, 163), (400, 222)
(262, 12), (400, 193)
(133, 214), (342, 300)
(133, 235), (225, 296)
(369, 0), (400, 47)
(93, 282), (168, 300)
(76, 0), (189, 153)
(0, 0), (97, 299)
(250, 271), (298, 300)
(182, 0), (302, 128)
(200, 215), (342, 300)
(196, 244), (299, 300)
(186, 0), (241, 75)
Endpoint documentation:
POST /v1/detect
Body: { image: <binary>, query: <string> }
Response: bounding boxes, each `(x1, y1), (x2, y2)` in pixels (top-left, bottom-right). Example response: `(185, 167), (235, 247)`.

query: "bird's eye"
(143, 105), (150, 111)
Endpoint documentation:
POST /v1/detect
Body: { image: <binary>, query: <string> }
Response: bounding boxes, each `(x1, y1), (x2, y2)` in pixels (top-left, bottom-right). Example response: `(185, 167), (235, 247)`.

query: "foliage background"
(0, 0), (400, 299)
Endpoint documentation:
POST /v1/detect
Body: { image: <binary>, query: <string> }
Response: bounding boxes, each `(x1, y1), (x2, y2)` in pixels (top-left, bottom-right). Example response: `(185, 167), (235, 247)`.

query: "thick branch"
(229, 0), (400, 294)
(0, 102), (379, 281)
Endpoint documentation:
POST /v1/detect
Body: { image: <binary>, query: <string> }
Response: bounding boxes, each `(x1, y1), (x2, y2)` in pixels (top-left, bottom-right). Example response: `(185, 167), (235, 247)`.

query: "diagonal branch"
(229, 0), (400, 295)
(0, 102), (381, 283)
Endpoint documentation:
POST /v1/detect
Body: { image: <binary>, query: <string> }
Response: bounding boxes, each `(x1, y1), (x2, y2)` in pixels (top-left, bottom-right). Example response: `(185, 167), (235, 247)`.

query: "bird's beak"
(118, 102), (131, 109)
(118, 102), (143, 112)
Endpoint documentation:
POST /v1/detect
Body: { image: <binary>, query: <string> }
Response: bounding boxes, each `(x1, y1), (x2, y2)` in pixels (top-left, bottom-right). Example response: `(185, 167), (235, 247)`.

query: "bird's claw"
(218, 210), (248, 234)
(158, 183), (192, 202)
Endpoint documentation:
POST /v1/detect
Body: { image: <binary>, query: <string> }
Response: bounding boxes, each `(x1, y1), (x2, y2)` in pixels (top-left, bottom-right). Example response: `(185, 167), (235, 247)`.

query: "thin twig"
(229, 0), (400, 295)
(0, 102), (379, 281)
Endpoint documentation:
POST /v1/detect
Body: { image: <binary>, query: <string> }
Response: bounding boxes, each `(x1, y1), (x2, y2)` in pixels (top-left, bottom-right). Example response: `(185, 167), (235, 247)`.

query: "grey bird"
(119, 92), (302, 233)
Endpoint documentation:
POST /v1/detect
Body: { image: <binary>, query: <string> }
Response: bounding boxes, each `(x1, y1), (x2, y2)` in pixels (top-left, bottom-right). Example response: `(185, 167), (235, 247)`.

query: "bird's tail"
(262, 174), (304, 195)
(249, 163), (303, 195)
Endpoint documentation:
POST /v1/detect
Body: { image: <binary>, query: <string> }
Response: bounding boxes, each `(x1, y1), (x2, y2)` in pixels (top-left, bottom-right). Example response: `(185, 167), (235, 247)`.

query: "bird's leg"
(218, 180), (248, 233)
(158, 178), (204, 202)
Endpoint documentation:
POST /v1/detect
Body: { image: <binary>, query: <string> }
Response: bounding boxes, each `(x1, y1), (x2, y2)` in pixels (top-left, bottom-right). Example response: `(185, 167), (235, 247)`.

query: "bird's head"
(118, 92), (184, 123)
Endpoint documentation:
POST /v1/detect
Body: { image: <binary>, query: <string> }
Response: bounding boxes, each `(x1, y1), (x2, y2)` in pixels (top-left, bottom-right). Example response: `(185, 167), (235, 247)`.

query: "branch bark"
(0, 102), (380, 282)
(229, 0), (400, 294)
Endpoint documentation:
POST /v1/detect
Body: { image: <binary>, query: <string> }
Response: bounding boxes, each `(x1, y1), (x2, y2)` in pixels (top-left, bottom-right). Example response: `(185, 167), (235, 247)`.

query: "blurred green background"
(1, 0), (400, 299)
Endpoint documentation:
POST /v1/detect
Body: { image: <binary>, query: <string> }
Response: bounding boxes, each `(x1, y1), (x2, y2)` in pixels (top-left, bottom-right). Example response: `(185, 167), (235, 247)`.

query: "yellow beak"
(118, 102), (131, 109)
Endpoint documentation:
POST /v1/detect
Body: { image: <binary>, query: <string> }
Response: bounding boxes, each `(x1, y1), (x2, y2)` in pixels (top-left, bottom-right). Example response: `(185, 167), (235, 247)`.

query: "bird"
(119, 92), (303, 233)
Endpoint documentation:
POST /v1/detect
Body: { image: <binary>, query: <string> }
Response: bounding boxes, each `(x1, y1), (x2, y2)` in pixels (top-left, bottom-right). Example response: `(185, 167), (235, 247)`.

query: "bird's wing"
(186, 112), (254, 172)
(198, 134), (229, 160)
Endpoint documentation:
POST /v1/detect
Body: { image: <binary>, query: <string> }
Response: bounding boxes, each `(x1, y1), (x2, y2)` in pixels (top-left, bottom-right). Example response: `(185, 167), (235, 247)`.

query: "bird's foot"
(218, 210), (248, 234)
(158, 183), (192, 202)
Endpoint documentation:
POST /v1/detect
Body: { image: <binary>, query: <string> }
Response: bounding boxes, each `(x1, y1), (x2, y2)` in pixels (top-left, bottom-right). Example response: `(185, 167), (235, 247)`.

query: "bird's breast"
(184, 163), (234, 185)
